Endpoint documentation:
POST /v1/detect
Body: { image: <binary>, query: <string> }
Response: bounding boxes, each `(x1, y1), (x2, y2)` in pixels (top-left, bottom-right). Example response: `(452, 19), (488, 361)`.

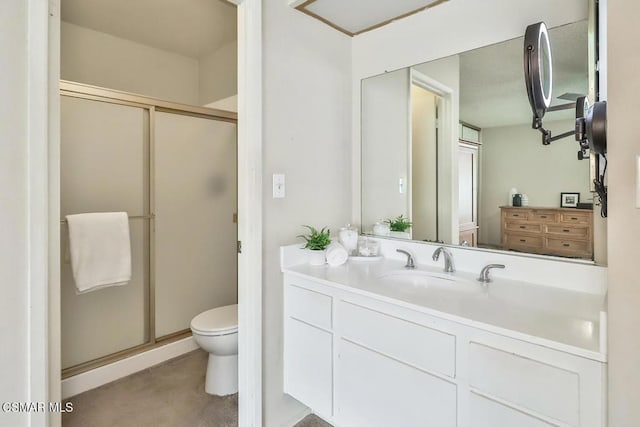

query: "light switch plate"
(273, 174), (285, 198)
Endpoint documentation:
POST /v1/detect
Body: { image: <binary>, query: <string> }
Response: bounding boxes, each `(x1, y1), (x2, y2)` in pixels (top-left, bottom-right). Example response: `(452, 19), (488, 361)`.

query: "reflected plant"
(386, 215), (413, 232)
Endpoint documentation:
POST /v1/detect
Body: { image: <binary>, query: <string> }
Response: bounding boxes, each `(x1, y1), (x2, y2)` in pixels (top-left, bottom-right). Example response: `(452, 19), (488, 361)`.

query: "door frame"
(227, 0), (263, 424)
(410, 69), (457, 244)
(42, 0), (264, 425)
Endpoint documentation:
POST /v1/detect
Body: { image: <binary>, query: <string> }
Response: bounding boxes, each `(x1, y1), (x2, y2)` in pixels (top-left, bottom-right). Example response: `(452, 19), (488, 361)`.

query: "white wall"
(361, 68), (410, 231)
(262, 1), (352, 425)
(61, 22), (200, 105)
(199, 40), (238, 106)
(606, 0), (640, 425)
(479, 119), (592, 245)
(62, 22), (238, 108)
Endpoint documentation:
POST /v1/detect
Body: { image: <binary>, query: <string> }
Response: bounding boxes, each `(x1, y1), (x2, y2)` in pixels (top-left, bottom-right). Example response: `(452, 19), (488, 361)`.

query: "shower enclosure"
(60, 81), (238, 377)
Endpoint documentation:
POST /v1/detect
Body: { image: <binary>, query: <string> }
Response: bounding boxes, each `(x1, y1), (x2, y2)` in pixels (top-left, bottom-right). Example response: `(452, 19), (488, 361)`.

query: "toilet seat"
(191, 304), (238, 336)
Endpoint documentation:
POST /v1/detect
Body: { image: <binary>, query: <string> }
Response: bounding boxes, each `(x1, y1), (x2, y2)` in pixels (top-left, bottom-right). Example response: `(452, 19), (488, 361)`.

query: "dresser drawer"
(545, 237), (590, 255)
(338, 301), (456, 378)
(529, 210), (558, 223)
(545, 224), (589, 239)
(503, 209), (529, 220)
(504, 233), (543, 249)
(504, 222), (542, 234)
(285, 283), (332, 330)
(560, 211), (591, 225)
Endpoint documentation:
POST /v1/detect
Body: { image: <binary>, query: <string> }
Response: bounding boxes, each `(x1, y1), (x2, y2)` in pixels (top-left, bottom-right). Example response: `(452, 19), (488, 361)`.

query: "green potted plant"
(298, 225), (331, 265)
(386, 215), (413, 239)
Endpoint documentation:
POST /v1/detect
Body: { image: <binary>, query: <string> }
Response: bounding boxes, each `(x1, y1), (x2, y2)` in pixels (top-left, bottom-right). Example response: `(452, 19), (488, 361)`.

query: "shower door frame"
(59, 81), (238, 378)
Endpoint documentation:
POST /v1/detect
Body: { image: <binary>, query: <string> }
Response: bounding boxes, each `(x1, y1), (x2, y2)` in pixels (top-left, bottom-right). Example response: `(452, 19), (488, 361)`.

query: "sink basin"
(376, 270), (478, 293)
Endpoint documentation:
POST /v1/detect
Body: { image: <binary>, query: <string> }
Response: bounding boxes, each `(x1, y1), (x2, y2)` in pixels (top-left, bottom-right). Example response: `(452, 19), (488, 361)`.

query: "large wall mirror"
(361, 14), (597, 261)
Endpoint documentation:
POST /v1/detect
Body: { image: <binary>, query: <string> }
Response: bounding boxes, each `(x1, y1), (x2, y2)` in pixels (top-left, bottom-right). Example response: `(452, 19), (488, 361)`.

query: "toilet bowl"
(190, 304), (238, 396)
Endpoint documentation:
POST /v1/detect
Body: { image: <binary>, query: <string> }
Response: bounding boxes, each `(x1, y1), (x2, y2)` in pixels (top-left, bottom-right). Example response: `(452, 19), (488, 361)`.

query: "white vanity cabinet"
(283, 273), (606, 427)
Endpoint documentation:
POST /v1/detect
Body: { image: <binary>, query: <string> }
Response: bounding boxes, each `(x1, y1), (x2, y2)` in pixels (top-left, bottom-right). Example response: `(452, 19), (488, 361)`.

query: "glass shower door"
(60, 95), (150, 370)
(153, 111), (238, 339)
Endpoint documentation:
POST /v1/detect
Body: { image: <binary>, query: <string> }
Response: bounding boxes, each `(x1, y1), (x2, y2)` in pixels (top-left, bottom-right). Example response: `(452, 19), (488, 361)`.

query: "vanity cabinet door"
(284, 317), (333, 418)
(335, 339), (456, 427)
(283, 281), (334, 418)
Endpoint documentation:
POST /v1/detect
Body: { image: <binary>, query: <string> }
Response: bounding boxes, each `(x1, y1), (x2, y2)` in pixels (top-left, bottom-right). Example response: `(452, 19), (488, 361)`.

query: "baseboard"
(61, 337), (198, 399)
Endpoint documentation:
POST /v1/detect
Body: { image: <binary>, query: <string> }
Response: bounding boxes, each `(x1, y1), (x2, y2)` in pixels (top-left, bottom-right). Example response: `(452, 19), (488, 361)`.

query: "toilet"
(190, 304), (238, 396)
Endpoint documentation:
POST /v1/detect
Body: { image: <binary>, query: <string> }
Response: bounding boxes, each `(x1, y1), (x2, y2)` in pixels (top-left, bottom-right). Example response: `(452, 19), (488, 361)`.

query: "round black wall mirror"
(524, 22), (553, 123)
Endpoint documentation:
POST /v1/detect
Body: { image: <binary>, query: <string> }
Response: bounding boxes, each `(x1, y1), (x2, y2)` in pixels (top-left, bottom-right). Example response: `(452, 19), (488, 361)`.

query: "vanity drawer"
(504, 222), (542, 234)
(338, 301), (455, 378)
(560, 211), (591, 225)
(469, 392), (558, 427)
(285, 283), (332, 330)
(545, 224), (589, 239)
(468, 342), (579, 426)
(545, 237), (590, 255)
(529, 210), (558, 223)
(504, 233), (543, 249)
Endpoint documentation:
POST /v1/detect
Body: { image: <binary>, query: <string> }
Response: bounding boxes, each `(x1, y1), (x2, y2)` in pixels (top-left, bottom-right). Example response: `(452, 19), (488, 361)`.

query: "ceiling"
(294, 0), (448, 36)
(458, 20), (589, 128)
(61, 0), (237, 58)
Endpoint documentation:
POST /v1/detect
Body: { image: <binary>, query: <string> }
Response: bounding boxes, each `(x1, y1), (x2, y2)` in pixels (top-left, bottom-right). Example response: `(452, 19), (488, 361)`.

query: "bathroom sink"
(376, 270), (478, 293)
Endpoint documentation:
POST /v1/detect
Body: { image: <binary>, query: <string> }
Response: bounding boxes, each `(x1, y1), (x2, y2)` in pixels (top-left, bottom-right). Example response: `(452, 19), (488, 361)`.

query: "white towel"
(66, 212), (132, 294)
(326, 242), (348, 267)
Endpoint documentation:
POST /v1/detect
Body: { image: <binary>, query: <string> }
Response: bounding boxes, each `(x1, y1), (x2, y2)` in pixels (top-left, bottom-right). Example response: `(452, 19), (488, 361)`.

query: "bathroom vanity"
(281, 241), (607, 427)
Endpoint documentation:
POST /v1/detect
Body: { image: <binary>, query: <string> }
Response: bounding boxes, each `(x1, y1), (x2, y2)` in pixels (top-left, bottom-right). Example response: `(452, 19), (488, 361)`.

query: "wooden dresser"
(500, 206), (593, 259)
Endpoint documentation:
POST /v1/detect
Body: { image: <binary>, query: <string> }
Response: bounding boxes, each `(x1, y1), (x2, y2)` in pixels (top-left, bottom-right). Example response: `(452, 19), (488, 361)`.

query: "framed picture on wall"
(560, 192), (580, 208)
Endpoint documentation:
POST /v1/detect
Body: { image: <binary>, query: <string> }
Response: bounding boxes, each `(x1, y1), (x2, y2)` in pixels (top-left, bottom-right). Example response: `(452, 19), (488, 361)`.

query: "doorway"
(409, 69), (454, 244)
(410, 83), (442, 242)
(46, 0), (264, 425)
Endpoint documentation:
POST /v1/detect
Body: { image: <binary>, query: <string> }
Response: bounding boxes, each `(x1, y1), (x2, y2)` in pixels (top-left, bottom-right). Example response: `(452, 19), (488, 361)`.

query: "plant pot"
(307, 249), (326, 266)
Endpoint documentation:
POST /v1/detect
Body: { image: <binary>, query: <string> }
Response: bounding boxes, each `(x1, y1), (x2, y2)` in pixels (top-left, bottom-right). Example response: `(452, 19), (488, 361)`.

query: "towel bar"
(60, 214), (154, 224)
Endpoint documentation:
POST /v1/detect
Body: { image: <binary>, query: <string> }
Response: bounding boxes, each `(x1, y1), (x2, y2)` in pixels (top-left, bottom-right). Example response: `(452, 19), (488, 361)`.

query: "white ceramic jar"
(338, 224), (358, 256)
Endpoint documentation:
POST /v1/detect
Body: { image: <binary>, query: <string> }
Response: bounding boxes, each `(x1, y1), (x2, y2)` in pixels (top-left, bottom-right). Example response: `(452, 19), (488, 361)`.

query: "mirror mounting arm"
(533, 117), (575, 146)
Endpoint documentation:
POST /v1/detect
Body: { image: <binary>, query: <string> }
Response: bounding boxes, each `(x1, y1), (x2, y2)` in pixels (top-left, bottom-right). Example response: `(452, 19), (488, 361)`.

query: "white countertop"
(283, 257), (607, 362)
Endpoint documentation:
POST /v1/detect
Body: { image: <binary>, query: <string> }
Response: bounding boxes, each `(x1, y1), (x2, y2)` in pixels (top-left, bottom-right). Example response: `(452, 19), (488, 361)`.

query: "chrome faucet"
(396, 249), (416, 269)
(432, 247), (455, 273)
(477, 264), (505, 283)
